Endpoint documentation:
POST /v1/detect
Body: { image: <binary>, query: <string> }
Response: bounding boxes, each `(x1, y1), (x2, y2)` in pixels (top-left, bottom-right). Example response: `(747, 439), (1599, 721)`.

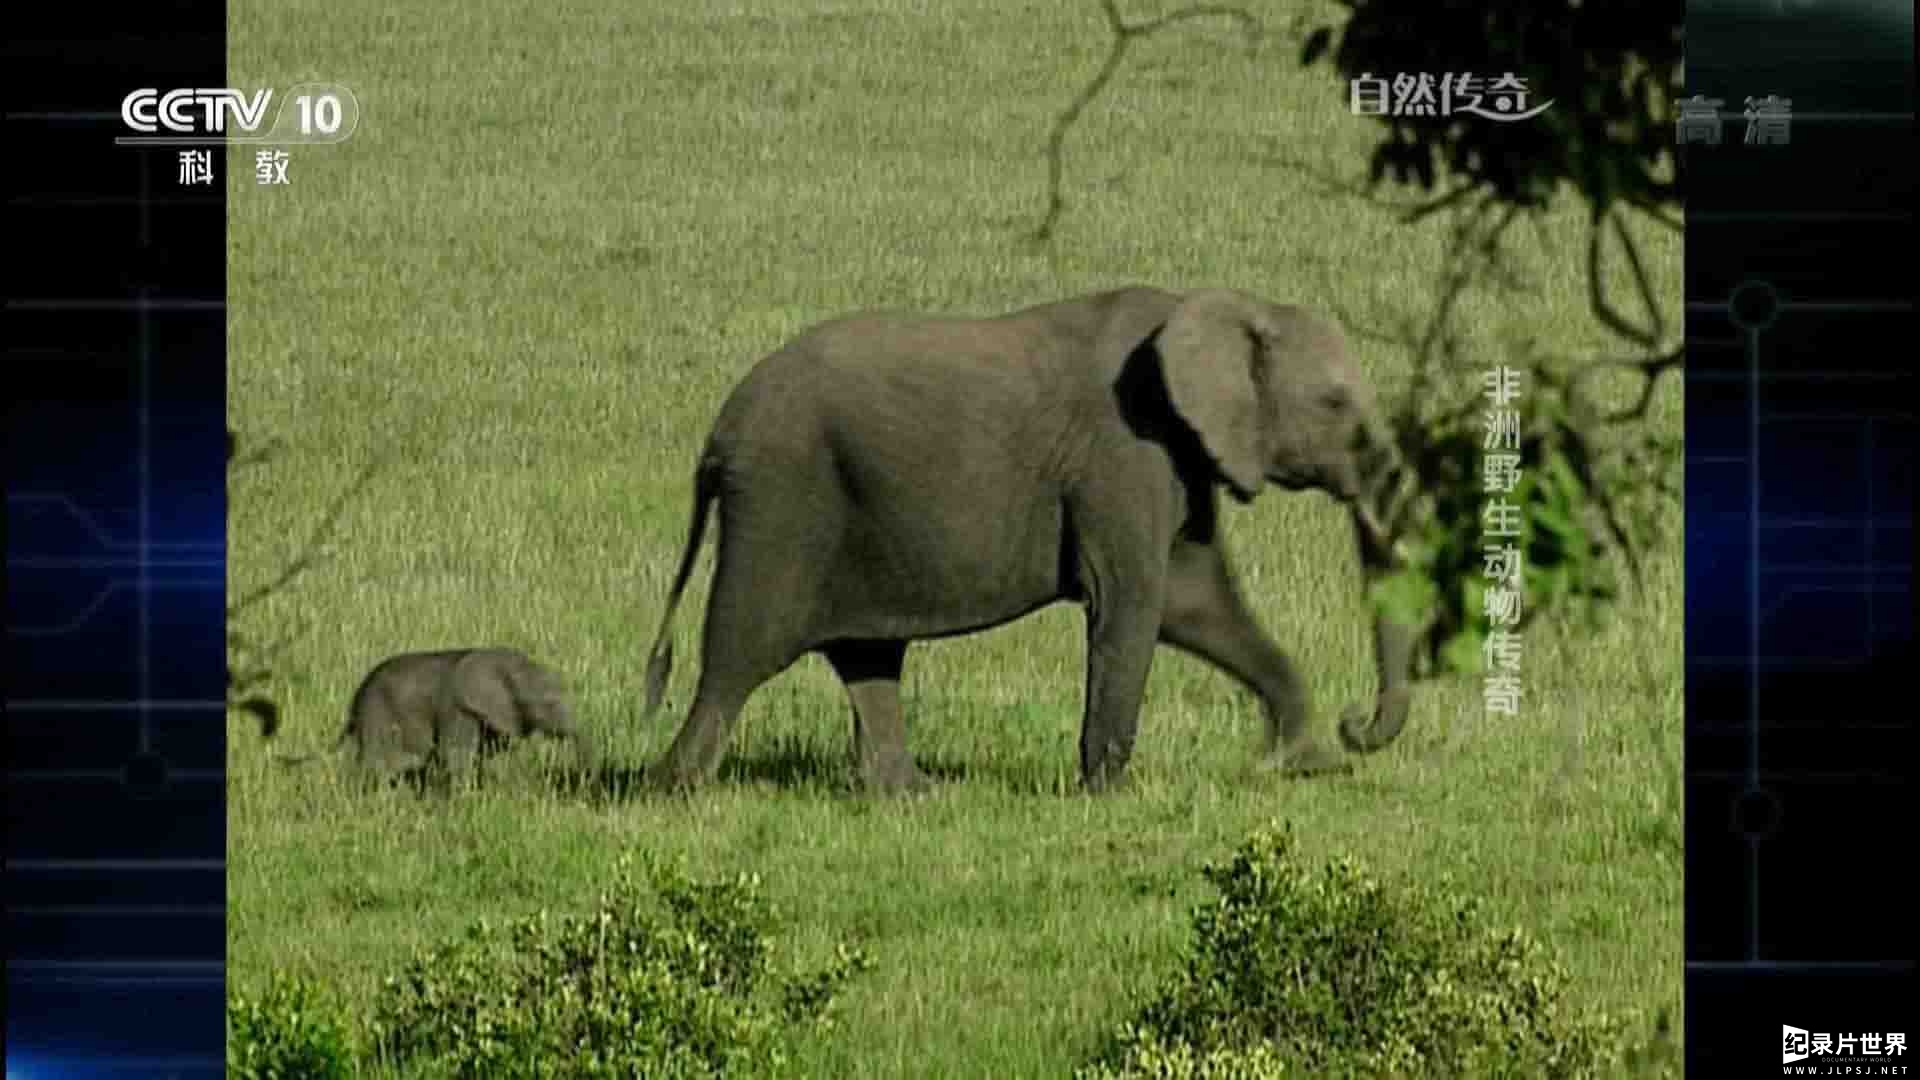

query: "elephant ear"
(1158, 289), (1273, 502)
(448, 652), (520, 736)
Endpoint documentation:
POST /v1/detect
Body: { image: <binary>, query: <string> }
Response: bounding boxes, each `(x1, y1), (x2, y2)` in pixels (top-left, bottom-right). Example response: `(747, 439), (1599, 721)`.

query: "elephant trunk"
(1338, 419), (1426, 755)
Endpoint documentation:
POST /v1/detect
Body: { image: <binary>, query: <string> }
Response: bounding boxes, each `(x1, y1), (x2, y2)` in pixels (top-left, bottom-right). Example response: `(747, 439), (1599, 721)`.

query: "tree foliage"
(1298, 0), (1681, 221)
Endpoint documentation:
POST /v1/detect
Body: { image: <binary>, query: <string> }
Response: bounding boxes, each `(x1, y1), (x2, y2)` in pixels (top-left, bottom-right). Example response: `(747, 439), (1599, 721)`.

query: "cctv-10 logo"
(118, 83), (359, 144)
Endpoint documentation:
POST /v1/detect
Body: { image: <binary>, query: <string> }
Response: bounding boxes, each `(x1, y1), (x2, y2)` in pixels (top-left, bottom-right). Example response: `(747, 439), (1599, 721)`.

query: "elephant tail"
(643, 456), (721, 719)
(236, 695), (281, 739)
(238, 692), (329, 765)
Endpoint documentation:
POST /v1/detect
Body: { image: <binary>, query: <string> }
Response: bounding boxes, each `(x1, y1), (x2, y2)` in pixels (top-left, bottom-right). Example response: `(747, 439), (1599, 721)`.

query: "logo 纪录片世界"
(1783, 1024), (1909, 1067)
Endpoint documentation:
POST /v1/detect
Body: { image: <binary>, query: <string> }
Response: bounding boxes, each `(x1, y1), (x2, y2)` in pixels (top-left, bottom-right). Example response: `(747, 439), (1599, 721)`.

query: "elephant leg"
(1157, 539), (1348, 776)
(358, 721), (424, 792)
(665, 647), (802, 785)
(348, 752), (388, 795)
(565, 730), (601, 776)
(823, 638), (928, 795)
(1078, 587), (1165, 793)
(398, 766), (431, 796)
(650, 511), (819, 791)
(651, 669), (761, 792)
(437, 710), (484, 795)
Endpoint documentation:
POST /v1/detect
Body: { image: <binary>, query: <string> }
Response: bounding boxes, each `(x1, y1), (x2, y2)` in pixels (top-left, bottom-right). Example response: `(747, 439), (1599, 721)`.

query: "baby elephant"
(289, 648), (597, 791)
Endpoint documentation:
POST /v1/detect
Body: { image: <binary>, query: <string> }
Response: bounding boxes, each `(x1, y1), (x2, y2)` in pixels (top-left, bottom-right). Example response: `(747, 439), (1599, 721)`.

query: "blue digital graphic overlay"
(1682, 0), (1915, 1070)
(6, 1), (1915, 1074)
(6, 11), (229, 1079)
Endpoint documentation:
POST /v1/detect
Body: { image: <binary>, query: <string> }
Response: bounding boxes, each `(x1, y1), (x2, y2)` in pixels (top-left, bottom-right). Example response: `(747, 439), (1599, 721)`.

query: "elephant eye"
(1320, 387), (1351, 412)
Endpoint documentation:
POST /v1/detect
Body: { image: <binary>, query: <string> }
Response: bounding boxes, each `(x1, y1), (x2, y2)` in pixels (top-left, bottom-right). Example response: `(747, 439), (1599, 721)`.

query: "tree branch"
(1567, 342), (1685, 426)
(1612, 208), (1666, 345)
(1626, 194), (1683, 234)
(1400, 182), (1477, 225)
(230, 430), (285, 471)
(225, 433), (386, 739)
(228, 456), (382, 619)
(1033, 0), (1259, 242)
(1586, 206), (1662, 349)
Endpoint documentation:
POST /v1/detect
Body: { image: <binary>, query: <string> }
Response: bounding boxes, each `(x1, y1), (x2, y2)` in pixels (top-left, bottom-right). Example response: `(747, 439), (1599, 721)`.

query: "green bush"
(1080, 1036), (1292, 1080)
(1082, 823), (1674, 1079)
(370, 856), (872, 1078)
(1370, 384), (1677, 680)
(227, 972), (359, 1080)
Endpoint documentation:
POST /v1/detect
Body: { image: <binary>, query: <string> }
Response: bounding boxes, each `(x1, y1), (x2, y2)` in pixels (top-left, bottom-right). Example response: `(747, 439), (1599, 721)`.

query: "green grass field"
(227, 1), (1684, 1074)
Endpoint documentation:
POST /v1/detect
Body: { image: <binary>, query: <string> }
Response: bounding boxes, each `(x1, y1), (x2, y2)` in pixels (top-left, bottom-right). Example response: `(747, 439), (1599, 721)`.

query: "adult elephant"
(641, 286), (1425, 794)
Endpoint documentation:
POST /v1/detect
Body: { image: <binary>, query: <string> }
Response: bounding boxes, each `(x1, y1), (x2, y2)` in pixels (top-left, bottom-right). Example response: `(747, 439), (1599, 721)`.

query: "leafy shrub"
(1370, 378), (1679, 679)
(1082, 823), (1674, 1079)
(227, 972), (358, 1080)
(370, 856), (871, 1078)
(1080, 1036), (1292, 1080)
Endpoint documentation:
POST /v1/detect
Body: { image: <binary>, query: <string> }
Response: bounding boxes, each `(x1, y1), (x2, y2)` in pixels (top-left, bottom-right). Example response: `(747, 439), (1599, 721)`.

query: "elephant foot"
(644, 760), (710, 797)
(859, 758), (933, 798)
(1080, 766), (1136, 796)
(1262, 738), (1353, 779)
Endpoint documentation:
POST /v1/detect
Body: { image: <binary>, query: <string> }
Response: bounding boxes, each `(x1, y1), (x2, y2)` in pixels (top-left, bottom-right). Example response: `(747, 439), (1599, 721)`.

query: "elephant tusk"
(1359, 453), (1435, 569)
(1368, 458), (1421, 539)
(1352, 500), (1401, 566)
(1387, 470), (1421, 536)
